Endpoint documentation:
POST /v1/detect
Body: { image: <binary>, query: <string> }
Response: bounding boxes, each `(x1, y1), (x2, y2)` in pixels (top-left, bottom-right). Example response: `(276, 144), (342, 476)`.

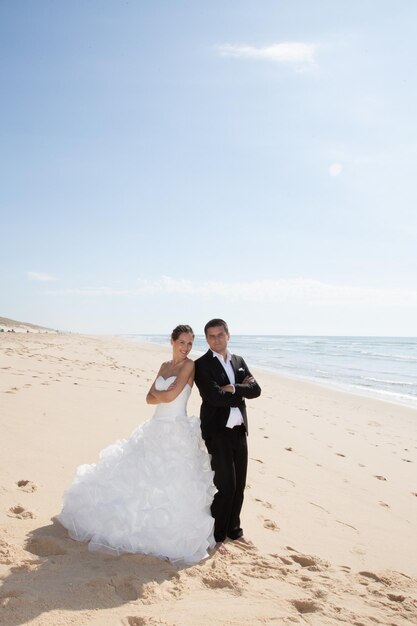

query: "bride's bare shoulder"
(157, 360), (173, 375)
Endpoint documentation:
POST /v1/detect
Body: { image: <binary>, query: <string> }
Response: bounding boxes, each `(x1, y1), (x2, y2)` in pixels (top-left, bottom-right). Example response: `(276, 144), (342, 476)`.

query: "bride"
(58, 325), (216, 564)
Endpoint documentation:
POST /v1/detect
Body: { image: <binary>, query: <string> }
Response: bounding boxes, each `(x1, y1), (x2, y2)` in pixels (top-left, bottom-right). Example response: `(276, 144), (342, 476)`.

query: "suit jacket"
(194, 350), (261, 440)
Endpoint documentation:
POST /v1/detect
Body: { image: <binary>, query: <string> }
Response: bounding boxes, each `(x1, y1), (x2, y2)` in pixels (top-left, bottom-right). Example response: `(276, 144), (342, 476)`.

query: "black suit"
(194, 350), (261, 542)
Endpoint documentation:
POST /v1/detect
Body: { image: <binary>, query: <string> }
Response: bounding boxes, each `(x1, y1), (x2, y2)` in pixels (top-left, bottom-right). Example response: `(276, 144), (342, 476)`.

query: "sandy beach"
(1, 329), (417, 625)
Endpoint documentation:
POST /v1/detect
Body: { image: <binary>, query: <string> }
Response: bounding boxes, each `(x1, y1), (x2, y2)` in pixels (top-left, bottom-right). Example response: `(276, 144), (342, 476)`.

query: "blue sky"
(1, 1), (417, 335)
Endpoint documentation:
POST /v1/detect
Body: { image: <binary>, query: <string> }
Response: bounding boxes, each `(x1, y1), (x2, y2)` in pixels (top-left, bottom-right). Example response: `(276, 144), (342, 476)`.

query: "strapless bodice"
(153, 376), (191, 419)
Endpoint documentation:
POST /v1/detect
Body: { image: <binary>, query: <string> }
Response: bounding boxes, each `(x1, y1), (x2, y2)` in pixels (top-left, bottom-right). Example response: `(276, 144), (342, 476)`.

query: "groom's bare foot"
(233, 536), (255, 548)
(213, 542), (229, 555)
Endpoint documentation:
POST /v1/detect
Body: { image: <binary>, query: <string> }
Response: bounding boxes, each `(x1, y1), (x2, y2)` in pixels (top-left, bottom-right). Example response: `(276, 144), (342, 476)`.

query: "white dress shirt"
(211, 349), (244, 428)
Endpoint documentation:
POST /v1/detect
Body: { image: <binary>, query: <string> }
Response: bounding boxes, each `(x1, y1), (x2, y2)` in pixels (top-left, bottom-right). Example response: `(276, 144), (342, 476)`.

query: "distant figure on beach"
(195, 319), (261, 549)
(59, 324), (216, 564)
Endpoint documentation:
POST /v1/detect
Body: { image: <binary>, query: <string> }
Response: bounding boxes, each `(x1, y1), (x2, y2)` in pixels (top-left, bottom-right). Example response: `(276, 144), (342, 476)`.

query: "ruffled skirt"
(59, 413), (216, 564)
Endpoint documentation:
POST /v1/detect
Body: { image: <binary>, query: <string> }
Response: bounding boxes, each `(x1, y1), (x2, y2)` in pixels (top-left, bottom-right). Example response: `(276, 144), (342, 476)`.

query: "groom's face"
(205, 325), (230, 356)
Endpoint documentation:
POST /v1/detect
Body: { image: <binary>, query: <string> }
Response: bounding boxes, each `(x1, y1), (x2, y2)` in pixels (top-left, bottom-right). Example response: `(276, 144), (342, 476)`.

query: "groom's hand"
(220, 377), (255, 394)
(242, 375), (255, 384)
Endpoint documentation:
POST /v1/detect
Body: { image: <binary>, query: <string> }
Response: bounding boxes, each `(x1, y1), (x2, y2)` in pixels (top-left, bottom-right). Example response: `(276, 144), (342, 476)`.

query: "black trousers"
(204, 425), (248, 543)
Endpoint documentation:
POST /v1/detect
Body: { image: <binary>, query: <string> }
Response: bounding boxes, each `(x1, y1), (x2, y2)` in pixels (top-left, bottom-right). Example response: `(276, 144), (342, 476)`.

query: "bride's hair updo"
(171, 324), (194, 341)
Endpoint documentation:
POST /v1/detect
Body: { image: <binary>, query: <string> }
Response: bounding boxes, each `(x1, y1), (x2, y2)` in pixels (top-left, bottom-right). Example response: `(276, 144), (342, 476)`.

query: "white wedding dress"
(58, 376), (216, 564)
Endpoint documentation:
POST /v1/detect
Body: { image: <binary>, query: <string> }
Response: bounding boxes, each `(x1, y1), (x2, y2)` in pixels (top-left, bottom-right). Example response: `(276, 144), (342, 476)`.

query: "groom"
(194, 319), (261, 546)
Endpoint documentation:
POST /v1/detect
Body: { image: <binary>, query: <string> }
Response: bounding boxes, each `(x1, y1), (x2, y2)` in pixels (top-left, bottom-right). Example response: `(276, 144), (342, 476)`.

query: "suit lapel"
(210, 350), (231, 383)
(231, 354), (239, 381)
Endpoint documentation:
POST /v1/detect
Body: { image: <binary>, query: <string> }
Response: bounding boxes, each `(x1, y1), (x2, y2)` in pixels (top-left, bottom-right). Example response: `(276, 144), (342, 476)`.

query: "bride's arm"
(146, 365), (165, 405)
(146, 360), (194, 404)
(146, 388), (160, 405)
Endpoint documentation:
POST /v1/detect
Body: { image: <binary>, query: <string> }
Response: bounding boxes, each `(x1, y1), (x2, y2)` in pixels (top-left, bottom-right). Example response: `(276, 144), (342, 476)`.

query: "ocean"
(125, 335), (417, 410)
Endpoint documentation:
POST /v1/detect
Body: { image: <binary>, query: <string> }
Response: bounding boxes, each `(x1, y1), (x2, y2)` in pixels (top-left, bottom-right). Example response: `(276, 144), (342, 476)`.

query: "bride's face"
(171, 332), (194, 360)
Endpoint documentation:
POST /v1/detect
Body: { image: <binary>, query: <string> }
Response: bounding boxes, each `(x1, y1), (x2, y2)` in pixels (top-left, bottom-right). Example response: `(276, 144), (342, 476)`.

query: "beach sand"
(1, 330), (416, 625)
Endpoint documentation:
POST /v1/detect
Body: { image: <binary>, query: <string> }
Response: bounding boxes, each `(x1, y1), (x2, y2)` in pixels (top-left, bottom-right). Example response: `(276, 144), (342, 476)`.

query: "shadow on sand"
(0, 517), (185, 625)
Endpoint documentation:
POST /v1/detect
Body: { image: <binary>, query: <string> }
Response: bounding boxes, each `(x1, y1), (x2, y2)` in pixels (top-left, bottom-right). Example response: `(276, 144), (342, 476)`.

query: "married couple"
(59, 319), (261, 564)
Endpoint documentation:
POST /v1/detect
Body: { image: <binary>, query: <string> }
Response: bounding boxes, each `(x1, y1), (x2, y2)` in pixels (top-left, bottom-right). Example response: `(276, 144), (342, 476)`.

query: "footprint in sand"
(387, 593), (406, 602)
(358, 570), (384, 583)
(16, 479), (37, 492)
(5, 387), (19, 394)
(336, 519), (358, 533)
(339, 565), (351, 572)
(254, 498), (273, 509)
(8, 505), (35, 519)
(277, 475), (296, 487)
(263, 518), (279, 531)
(309, 502), (330, 514)
(379, 501), (390, 508)
(290, 554), (320, 568)
(291, 598), (321, 614)
(402, 458), (412, 463)
(374, 475), (387, 481)
(352, 545), (366, 557)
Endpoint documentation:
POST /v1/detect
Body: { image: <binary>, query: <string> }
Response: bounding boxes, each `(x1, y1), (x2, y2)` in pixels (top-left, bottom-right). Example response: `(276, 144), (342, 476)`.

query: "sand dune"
(0, 316), (57, 334)
(1, 332), (416, 625)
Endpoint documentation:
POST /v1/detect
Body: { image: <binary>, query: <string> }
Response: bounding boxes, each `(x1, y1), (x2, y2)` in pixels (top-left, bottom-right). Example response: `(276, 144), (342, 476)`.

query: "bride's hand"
(220, 384), (234, 394)
(167, 380), (178, 390)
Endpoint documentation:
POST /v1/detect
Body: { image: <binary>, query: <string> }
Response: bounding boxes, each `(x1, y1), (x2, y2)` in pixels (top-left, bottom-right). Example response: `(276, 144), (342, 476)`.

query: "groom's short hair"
(204, 318), (229, 336)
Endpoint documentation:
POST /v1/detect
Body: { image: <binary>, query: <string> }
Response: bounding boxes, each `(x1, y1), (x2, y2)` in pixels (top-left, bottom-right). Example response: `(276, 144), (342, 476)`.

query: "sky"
(1, 0), (417, 336)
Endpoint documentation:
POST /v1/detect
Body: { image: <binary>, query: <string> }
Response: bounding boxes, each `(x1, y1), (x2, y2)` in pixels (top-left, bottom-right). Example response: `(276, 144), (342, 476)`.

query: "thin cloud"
(27, 271), (56, 282)
(216, 42), (318, 70)
(47, 276), (417, 308)
(329, 163), (343, 176)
